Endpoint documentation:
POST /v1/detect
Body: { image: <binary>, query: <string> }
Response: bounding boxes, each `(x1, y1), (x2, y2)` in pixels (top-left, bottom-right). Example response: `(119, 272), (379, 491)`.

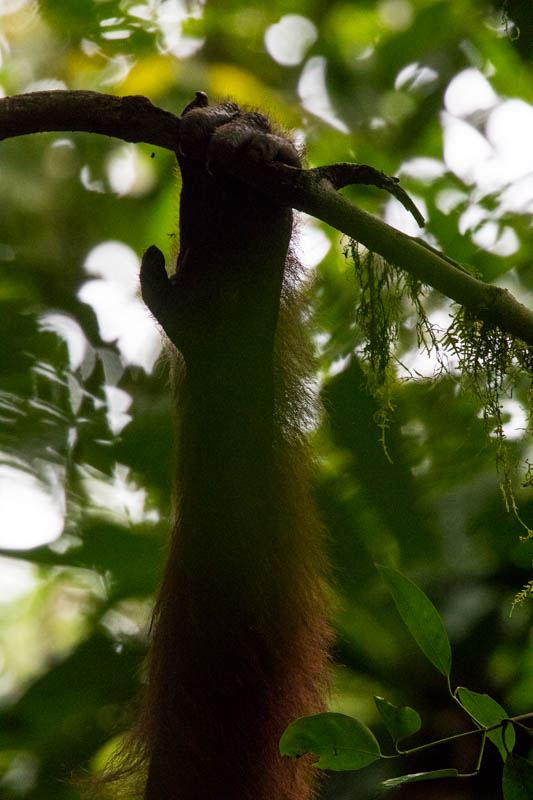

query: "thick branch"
(0, 90), (181, 150)
(2, 90), (533, 348)
(226, 162), (533, 349)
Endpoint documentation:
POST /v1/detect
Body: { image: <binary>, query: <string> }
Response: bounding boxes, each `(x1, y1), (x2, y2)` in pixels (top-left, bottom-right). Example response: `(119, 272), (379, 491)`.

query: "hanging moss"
(347, 239), (533, 563)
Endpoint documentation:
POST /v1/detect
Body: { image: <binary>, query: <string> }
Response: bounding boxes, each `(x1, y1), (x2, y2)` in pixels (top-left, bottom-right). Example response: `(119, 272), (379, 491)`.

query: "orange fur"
(131, 99), (332, 799)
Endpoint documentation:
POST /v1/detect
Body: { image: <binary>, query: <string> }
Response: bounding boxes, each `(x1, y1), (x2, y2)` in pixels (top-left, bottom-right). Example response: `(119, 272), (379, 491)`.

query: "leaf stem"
(394, 713), (531, 758)
(395, 726), (483, 756)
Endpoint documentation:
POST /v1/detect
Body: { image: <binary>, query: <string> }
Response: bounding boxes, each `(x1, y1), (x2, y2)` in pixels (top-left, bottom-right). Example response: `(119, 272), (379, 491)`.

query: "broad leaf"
(503, 754), (533, 800)
(376, 565), (452, 677)
(374, 696), (421, 743)
(279, 712), (381, 771)
(456, 687), (515, 760)
(379, 769), (459, 792)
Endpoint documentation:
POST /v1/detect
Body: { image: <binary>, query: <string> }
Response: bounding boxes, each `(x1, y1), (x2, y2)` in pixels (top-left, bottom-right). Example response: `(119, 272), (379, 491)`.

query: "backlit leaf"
(379, 769), (459, 793)
(279, 712), (381, 771)
(456, 687), (515, 760)
(502, 754), (533, 800)
(377, 565), (452, 677)
(374, 696), (421, 743)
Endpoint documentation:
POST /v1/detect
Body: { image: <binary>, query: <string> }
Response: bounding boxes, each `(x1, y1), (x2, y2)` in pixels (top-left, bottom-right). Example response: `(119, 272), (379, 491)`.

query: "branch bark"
(0, 90), (180, 150)
(2, 90), (533, 348)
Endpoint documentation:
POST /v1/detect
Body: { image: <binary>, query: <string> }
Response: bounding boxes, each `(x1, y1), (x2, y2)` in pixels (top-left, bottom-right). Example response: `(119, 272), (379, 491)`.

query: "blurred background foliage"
(0, 0), (532, 798)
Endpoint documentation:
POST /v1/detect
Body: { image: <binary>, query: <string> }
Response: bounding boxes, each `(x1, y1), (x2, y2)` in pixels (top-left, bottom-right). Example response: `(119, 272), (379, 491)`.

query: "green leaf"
(374, 696), (421, 743)
(376, 565), (452, 677)
(379, 769), (459, 792)
(503, 754), (533, 800)
(279, 712), (381, 771)
(456, 687), (515, 761)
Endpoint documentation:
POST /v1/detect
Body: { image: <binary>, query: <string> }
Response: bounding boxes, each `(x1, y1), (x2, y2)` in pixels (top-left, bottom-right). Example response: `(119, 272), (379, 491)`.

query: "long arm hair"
(121, 96), (332, 800)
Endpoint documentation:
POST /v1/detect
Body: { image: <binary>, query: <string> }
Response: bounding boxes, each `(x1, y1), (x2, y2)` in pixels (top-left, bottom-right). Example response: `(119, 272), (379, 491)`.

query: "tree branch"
(0, 90), (180, 150)
(1, 90), (533, 347)
(309, 163), (425, 228)
(243, 159), (533, 347)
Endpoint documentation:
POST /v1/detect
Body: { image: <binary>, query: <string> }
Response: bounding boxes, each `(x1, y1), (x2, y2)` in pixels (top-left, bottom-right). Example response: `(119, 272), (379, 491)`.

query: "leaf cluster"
(280, 567), (533, 797)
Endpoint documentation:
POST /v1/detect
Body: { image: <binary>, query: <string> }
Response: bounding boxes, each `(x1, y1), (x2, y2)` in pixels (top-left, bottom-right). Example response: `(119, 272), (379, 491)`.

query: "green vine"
(280, 565), (533, 795)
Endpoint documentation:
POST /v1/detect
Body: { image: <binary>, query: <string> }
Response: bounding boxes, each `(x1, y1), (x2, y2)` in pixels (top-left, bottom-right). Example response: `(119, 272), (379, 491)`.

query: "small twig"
(311, 163), (425, 228)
